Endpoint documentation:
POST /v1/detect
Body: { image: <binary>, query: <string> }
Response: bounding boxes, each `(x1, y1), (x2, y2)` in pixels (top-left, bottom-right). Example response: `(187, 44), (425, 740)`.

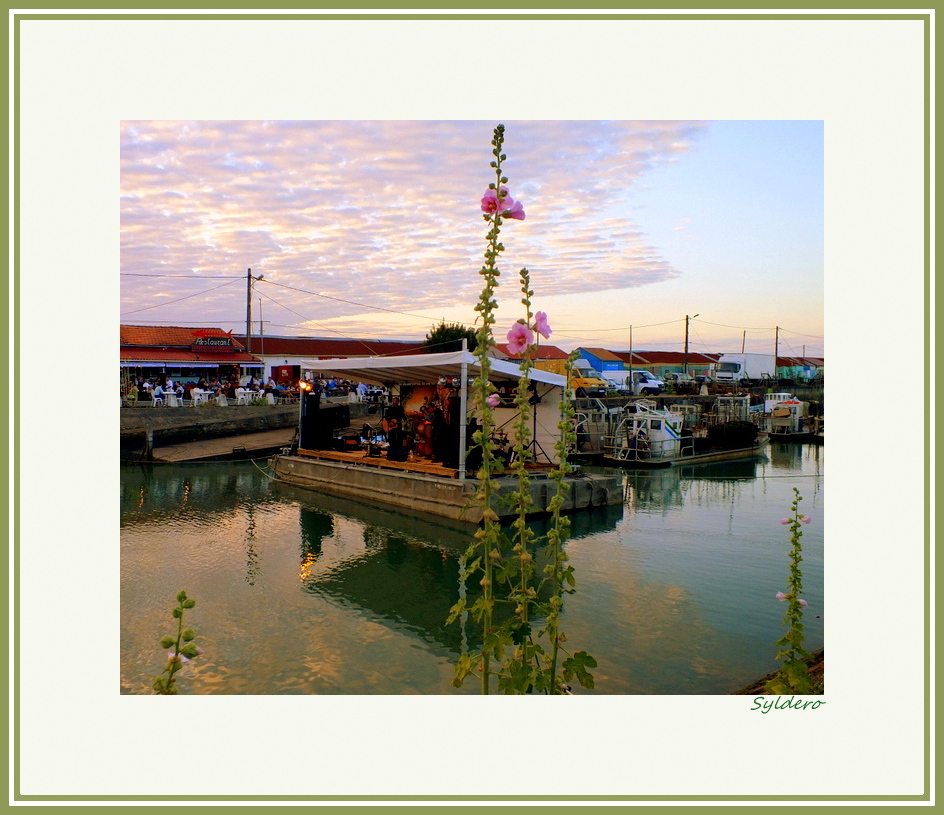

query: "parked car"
(663, 372), (696, 393)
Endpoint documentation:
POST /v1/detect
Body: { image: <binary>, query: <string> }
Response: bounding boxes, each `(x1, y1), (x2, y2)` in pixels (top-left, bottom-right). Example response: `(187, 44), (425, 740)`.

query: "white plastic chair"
(191, 389), (206, 406)
(236, 388), (250, 406)
(152, 392), (164, 407)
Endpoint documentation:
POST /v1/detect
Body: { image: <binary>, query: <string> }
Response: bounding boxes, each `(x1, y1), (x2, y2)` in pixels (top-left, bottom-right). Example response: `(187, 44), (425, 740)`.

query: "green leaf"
(510, 621), (532, 645)
(446, 598), (466, 625)
(562, 651), (597, 689)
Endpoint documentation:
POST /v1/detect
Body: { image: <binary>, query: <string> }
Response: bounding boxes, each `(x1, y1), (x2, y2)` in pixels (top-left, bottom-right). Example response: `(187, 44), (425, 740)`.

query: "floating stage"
(269, 449), (621, 525)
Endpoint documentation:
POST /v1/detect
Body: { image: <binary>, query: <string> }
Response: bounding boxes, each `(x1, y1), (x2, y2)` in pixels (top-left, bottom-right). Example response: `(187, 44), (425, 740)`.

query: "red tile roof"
(579, 347), (627, 363)
(231, 335), (425, 358)
(494, 343), (570, 360)
(611, 350), (719, 365)
(120, 325), (245, 348)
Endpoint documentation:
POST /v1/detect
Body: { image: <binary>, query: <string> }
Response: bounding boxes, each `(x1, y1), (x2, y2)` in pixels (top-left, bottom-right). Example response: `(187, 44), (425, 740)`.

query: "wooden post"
(458, 339), (468, 481)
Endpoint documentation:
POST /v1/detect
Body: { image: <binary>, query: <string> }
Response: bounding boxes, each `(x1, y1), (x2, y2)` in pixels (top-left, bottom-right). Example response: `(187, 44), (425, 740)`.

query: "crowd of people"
(122, 373), (384, 406)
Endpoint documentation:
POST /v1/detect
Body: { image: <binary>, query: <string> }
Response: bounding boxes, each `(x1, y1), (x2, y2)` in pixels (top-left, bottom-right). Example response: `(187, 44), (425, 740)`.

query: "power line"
(259, 278), (464, 325)
(119, 277), (244, 316)
(694, 318), (823, 339)
(121, 273), (244, 279)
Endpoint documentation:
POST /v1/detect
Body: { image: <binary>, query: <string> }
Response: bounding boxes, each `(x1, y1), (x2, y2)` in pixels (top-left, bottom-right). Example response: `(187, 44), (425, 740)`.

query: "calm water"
(120, 442), (824, 694)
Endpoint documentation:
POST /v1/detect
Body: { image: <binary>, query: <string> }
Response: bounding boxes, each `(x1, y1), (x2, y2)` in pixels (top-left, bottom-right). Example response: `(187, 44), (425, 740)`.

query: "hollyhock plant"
(767, 487), (820, 694)
(534, 311), (552, 339)
(486, 393), (501, 408)
(506, 321), (535, 355)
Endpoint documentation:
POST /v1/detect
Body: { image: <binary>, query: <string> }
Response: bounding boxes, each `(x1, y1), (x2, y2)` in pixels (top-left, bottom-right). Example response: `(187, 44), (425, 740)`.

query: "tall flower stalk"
(766, 488), (819, 694)
(448, 124), (595, 694)
(153, 590), (203, 695)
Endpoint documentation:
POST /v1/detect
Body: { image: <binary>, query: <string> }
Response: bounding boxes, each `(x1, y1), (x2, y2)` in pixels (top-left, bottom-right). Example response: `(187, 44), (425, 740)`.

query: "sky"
(120, 120), (824, 359)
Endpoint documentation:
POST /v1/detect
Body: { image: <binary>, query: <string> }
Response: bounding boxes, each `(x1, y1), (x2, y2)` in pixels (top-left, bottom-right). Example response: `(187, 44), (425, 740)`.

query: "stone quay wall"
(120, 399), (375, 450)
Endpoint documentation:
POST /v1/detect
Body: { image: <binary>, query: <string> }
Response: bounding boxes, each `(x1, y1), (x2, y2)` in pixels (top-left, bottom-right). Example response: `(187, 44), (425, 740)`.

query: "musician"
(383, 397), (409, 461)
(382, 396), (406, 429)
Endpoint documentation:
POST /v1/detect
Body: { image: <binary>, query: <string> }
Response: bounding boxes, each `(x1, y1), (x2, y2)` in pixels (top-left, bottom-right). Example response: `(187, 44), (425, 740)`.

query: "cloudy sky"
(120, 119), (824, 358)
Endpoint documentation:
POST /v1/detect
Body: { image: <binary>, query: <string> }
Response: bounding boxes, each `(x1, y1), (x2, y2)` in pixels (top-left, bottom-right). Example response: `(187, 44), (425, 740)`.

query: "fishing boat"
(749, 392), (818, 442)
(572, 397), (768, 467)
(269, 349), (622, 523)
(604, 402), (769, 468)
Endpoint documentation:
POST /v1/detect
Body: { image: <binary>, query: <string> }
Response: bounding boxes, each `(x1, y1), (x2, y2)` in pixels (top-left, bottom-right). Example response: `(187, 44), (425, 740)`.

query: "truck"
(570, 363), (612, 398)
(713, 353), (777, 386)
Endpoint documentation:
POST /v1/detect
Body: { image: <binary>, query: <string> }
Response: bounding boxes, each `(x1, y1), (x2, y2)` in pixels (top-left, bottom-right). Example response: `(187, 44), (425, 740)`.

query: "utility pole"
(245, 268), (263, 354)
(684, 313), (699, 374)
(246, 268), (253, 354)
(774, 325), (780, 378)
(741, 330), (746, 353)
(628, 325), (633, 375)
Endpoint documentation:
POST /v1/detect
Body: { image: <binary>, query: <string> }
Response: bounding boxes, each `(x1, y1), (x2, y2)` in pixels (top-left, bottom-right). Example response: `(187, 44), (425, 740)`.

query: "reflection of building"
(120, 325), (262, 386)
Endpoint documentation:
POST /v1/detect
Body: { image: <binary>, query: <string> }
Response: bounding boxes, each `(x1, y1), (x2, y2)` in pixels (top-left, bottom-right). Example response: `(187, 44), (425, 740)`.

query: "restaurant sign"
(191, 335), (236, 352)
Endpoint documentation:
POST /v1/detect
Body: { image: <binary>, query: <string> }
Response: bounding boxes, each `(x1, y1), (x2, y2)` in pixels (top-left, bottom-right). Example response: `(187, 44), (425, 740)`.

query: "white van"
(625, 370), (665, 396)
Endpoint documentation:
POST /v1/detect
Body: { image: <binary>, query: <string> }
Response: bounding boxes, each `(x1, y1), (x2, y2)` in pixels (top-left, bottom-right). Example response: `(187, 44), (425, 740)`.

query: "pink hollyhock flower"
(799, 599), (809, 608)
(775, 592), (787, 601)
(534, 311), (552, 339)
(779, 518), (791, 525)
(480, 186), (525, 220)
(486, 393), (501, 408)
(506, 322), (535, 356)
(800, 515), (812, 524)
(481, 188), (502, 214)
(503, 197), (526, 220)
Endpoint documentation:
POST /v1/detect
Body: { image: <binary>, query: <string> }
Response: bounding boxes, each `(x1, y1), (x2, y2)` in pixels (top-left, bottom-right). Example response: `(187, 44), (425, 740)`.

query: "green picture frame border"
(5, 4), (933, 807)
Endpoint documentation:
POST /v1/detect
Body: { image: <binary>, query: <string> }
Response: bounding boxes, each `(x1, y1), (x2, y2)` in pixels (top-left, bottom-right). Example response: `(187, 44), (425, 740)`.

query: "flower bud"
(159, 636), (175, 649)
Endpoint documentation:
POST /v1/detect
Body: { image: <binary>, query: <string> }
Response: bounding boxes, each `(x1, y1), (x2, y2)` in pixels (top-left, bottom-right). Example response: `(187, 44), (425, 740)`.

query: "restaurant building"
(120, 325), (263, 387)
(230, 335), (424, 384)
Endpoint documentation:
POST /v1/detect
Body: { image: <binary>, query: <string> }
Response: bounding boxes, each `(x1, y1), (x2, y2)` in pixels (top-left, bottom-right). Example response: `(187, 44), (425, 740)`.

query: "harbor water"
(120, 442), (824, 694)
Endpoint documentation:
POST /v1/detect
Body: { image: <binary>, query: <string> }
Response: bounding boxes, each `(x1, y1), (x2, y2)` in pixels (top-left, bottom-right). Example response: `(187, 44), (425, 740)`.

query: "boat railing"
(601, 417), (696, 463)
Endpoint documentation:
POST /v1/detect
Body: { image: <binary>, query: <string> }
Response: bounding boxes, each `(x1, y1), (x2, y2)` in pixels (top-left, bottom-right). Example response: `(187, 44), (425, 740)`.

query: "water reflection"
(121, 452), (823, 694)
(286, 489), (622, 654)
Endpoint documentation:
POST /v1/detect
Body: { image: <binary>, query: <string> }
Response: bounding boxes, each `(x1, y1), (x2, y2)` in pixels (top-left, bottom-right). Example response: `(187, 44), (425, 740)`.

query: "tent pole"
(458, 338), (468, 481)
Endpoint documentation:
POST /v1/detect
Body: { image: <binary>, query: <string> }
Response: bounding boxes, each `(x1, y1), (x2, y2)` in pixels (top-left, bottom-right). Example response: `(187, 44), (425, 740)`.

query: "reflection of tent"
(300, 350), (567, 477)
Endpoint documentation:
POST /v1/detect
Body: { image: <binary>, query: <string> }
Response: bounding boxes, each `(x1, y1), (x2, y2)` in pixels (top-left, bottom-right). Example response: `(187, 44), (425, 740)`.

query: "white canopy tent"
(298, 349), (565, 389)
(299, 349), (567, 480)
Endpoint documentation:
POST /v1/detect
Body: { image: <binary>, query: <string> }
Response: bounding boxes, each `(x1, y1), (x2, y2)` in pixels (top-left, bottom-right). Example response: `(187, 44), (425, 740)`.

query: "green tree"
(423, 321), (477, 353)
